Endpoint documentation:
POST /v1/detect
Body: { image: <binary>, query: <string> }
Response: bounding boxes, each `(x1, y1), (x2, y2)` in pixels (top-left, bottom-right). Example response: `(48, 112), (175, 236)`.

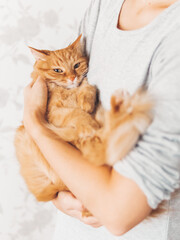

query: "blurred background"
(0, 0), (91, 239)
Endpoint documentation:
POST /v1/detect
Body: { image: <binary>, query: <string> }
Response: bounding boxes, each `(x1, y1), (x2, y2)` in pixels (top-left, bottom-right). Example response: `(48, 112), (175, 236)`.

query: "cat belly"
(48, 107), (100, 140)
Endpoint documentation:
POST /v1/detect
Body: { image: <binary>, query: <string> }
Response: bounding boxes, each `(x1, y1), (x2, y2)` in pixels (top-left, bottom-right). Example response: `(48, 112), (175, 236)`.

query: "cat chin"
(66, 83), (80, 89)
(48, 81), (80, 89)
(66, 77), (84, 89)
(48, 77), (84, 89)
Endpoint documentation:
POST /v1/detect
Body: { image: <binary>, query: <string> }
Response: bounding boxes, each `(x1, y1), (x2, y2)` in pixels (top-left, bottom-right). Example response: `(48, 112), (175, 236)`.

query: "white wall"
(0, 0), (91, 239)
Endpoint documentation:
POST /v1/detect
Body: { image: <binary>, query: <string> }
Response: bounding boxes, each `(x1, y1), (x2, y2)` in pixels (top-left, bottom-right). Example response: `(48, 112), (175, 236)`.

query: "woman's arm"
(23, 78), (151, 236)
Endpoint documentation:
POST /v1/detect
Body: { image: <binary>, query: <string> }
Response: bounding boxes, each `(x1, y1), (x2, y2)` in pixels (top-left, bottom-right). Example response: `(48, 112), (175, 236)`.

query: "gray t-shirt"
(53, 0), (180, 239)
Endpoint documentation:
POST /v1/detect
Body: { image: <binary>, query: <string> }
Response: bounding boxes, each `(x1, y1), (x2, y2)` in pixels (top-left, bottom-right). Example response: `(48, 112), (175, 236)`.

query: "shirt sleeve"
(113, 28), (180, 209)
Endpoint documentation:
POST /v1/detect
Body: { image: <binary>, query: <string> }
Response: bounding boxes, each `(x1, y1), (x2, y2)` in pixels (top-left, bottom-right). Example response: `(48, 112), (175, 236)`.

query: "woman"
(23, 0), (180, 239)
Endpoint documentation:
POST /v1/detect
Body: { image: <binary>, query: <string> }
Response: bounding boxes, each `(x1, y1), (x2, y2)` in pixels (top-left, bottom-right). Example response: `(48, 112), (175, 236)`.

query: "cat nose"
(69, 75), (76, 82)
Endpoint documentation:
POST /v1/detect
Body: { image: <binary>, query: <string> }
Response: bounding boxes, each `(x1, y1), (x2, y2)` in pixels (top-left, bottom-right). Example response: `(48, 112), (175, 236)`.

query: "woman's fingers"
(80, 216), (102, 228)
(52, 191), (102, 228)
(24, 77), (46, 94)
(67, 209), (83, 219)
(52, 191), (84, 212)
(33, 76), (46, 87)
(29, 80), (34, 88)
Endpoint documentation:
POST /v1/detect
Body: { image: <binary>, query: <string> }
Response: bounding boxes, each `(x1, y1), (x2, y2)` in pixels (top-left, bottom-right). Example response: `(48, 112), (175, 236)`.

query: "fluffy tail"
(127, 87), (154, 133)
(106, 87), (154, 165)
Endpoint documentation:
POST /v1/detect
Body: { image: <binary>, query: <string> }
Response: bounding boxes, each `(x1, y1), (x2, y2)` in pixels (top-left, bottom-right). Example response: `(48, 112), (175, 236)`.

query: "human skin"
(118, 0), (177, 31)
(23, 0), (177, 235)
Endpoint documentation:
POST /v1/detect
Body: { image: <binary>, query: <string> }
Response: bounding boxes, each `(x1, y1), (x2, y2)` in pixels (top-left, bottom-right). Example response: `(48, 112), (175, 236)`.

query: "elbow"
(99, 202), (133, 236)
(108, 227), (128, 237)
(104, 216), (131, 236)
(103, 208), (149, 236)
(106, 223), (129, 237)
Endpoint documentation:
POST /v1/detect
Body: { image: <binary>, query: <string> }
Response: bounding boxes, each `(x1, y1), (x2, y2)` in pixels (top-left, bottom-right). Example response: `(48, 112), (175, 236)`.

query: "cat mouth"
(67, 84), (79, 89)
(48, 78), (80, 89)
(48, 73), (87, 89)
(67, 77), (80, 89)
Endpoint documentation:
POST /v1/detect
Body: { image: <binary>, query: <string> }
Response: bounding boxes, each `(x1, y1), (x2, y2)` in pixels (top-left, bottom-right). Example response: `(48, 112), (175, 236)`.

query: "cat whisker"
(82, 71), (88, 77)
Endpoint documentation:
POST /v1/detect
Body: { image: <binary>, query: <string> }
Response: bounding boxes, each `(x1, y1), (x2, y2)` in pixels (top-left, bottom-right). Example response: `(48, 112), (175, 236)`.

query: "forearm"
(32, 123), (113, 220)
(31, 122), (151, 235)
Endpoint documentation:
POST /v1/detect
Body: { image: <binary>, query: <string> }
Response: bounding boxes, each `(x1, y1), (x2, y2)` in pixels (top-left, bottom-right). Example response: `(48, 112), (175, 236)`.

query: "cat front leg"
(77, 80), (97, 113)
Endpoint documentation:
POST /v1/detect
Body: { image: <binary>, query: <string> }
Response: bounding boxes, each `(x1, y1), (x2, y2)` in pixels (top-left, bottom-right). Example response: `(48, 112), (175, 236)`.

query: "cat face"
(29, 35), (88, 89)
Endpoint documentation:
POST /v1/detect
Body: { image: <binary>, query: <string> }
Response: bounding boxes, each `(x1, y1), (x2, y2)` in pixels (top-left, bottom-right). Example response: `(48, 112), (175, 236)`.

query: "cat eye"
(54, 68), (63, 73)
(74, 63), (80, 69)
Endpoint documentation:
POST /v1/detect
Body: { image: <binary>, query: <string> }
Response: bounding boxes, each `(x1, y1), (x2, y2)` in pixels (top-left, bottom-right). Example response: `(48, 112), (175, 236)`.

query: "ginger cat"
(14, 35), (153, 205)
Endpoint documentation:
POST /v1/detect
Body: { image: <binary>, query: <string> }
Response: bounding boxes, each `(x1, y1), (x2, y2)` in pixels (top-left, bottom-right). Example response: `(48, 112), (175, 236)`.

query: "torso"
(53, 0), (180, 239)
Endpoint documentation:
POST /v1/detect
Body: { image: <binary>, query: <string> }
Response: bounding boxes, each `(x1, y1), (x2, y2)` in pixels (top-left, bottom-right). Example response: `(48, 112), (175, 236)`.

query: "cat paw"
(79, 126), (96, 139)
(78, 93), (96, 113)
(110, 89), (130, 112)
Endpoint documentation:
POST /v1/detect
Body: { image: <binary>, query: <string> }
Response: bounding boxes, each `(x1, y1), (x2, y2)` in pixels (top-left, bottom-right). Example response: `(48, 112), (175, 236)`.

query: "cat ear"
(28, 47), (50, 61)
(69, 34), (82, 49)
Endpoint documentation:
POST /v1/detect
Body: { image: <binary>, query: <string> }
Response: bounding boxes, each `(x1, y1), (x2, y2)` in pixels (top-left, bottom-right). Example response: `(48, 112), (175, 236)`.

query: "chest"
(48, 85), (78, 110)
(85, 0), (179, 110)
(118, 0), (171, 31)
(87, 31), (155, 109)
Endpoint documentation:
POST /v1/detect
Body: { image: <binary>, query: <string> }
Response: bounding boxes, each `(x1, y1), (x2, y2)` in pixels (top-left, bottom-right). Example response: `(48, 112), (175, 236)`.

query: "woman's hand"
(52, 191), (102, 228)
(23, 76), (48, 134)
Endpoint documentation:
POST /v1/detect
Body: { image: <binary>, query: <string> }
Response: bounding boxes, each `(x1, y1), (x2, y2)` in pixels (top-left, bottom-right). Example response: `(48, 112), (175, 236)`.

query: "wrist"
(30, 119), (48, 142)
(24, 111), (46, 138)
